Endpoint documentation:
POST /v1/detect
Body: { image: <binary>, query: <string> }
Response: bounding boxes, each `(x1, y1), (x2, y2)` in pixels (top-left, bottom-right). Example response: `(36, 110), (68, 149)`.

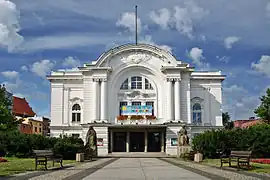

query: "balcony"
(115, 115), (158, 125)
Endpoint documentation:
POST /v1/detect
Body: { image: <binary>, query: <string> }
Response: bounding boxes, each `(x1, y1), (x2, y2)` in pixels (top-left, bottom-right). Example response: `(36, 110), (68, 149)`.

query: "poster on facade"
(171, 138), (178, 146)
(97, 138), (103, 146)
(121, 105), (153, 115)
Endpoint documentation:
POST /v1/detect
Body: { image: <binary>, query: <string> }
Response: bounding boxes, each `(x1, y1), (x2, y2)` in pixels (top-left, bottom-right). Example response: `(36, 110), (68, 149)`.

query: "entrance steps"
(104, 152), (172, 158)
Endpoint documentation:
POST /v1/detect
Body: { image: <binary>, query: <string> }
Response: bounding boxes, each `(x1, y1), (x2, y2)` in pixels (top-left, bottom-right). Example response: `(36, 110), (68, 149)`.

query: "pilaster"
(174, 79), (181, 121)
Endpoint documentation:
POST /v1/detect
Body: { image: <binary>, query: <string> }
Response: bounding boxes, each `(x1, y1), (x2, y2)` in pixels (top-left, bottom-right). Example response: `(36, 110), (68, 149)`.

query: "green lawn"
(0, 157), (77, 176)
(202, 158), (270, 173)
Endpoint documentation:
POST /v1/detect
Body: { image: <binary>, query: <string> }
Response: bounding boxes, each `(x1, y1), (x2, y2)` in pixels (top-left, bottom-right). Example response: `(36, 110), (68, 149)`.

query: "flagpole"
(135, 5), (138, 45)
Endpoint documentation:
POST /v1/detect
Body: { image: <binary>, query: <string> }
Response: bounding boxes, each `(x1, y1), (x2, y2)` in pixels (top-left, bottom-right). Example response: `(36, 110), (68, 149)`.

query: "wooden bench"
(220, 150), (252, 168)
(33, 150), (63, 170)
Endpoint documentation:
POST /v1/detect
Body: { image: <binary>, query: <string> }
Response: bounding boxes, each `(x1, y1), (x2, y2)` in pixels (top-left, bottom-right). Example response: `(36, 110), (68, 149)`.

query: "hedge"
(0, 130), (84, 160)
(192, 124), (270, 158)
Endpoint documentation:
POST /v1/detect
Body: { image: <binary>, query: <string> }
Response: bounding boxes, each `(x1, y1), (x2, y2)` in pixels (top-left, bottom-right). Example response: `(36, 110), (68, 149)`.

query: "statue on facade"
(178, 125), (189, 146)
(85, 126), (97, 160)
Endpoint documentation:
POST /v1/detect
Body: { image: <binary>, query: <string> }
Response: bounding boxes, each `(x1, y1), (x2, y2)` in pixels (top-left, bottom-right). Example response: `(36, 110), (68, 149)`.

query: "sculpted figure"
(85, 126), (97, 160)
(178, 125), (189, 146)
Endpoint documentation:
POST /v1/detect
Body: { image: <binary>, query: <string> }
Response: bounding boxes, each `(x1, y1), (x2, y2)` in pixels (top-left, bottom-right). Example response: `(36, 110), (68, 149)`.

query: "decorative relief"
(166, 78), (181, 82)
(117, 91), (156, 99)
(120, 52), (152, 64)
(92, 78), (107, 82)
(69, 97), (83, 103)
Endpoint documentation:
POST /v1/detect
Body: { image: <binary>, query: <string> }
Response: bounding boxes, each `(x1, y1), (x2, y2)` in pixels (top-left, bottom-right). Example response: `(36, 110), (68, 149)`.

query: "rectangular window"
(39, 128), (41, 132)
(72, 113), (76, 122)
(146, 101), (154, 115)
(35, 127), (37, 132)
(132, 101), (141, 106)
(119, 102), (128, 115)
(76, 113), (81, 122)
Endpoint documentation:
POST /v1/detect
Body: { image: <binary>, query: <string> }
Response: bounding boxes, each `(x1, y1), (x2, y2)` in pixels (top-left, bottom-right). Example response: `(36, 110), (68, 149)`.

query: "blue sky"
(0, 0), (270, 120)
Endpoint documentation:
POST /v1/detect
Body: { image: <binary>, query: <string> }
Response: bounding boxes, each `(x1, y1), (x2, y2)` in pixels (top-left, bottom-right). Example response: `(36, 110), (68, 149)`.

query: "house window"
(146, 102), (154, 115)
(35, 127), (37, 132)
(72, 104), (81, 123)
(132, 101), (141, 106)
(119, 102), (128, 115)
(131, 76), (142, 89)
(145, 79), (153, 90)
(192, 103), (202, 124)
(39, 128), (41, 132)
(120, 79), (129, 89)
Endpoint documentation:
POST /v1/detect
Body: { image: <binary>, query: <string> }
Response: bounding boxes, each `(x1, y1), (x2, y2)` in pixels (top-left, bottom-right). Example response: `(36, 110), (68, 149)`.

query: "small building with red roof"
(12, 96), (36, 117)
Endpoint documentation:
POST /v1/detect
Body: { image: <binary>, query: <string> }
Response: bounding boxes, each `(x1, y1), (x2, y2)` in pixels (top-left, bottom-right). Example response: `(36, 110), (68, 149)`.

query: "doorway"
(113, 132), (126, 152)
(130, 132), (145, 152)
(147, 132), (161, 152)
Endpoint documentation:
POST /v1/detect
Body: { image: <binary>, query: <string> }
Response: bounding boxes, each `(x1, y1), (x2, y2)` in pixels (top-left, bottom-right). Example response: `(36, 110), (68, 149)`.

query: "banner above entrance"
(121, 105), (153, 115)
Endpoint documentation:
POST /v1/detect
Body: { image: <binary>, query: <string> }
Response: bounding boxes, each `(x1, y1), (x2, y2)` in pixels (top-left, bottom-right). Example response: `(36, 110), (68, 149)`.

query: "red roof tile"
(12, 96), (36, 117)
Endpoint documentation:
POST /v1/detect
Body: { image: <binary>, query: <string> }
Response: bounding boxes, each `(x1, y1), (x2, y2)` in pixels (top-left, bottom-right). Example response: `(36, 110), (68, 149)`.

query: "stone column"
(92, 79), (99, 121)
(144, 131), (148, 152)
(186, 80), (191, 124)
(161, 131), (165, 152)
(100, 79), (107, 121)
(126, 132), (130, 152)
(166, 79), (173, 120)
(174, 79), (181, 121)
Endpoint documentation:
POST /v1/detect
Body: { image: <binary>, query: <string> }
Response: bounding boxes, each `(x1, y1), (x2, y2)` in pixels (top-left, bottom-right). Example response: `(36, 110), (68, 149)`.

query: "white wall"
(51, 83), (64, 126)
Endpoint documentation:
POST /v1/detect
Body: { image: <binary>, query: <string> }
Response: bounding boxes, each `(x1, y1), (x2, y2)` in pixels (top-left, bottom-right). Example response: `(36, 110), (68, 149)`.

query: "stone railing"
(115, 115), (158, 125)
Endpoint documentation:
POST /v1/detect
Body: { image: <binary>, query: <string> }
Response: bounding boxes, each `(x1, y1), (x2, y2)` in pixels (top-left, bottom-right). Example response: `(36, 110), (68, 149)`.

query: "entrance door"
(147, 132), (161, 152)
(113, 132), (126, 152)
(130, 132), (145, 152)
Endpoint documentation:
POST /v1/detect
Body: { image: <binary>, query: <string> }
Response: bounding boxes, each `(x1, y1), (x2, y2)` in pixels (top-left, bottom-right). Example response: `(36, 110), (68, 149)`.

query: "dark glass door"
(130, 132), (145, 152)
(113, 132), (126, 152)
(147, 132), (161, 152)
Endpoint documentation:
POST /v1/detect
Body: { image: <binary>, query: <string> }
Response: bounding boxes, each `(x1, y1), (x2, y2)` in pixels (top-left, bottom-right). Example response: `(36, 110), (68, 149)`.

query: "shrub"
(0, 157), (8, 162)
(192, 124), (270, 158)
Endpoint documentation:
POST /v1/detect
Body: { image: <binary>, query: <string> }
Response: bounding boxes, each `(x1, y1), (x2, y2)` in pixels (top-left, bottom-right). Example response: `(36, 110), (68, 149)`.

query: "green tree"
(0, 85), (17, 131)
(222, 112), (234, 129)
(254, 88), (270, 124)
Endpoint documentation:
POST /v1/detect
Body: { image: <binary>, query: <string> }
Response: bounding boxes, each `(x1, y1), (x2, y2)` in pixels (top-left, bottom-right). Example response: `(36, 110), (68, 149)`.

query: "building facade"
(47, 44), (225, 156)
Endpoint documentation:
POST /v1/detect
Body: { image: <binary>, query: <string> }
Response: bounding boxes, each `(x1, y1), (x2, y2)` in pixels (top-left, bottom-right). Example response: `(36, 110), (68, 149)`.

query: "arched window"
(145, 79), (153, 90)
(72, 104), (81, 122)
(131, 76), (142, 89)
(120, 79), (128, 89)
(192, 103), (202, 124)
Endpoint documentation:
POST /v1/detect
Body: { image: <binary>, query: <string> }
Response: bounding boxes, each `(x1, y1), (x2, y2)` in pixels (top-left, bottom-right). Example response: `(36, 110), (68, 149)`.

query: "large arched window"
(120, 76), (153, 90)
(192, 103), (202, 124)
(72, 104), (81, 123)
(120, 79), (128, 90)
(131, 76), (142, 89)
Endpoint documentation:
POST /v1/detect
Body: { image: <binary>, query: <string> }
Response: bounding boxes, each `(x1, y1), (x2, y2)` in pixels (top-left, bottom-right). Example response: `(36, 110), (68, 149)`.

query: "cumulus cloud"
(224, 36), (240, 49)
(140, 35), (172, 53)
(188, 47), (203, 66)
(1, 70), (19, 79)
(21, 65), (28, 71)
(62, 56), (80, 68)
(251, 55), (270, 77)
(116, 12), (142, 33)
(31, 59), (55, 78)
(0, 0), (23, 52)
(223, 84), (246, 93)
(216, 56), (230, 63)
(150, 1), (208, 39)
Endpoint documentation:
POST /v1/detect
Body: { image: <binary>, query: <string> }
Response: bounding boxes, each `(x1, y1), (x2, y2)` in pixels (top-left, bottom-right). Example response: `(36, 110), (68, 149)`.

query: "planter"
(76, 153), (85, 162)
(194, 152), (203, 162)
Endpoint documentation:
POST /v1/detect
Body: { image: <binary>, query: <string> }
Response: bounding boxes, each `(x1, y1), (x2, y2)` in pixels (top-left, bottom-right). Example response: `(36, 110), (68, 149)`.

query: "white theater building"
(47, 44), (225, 156)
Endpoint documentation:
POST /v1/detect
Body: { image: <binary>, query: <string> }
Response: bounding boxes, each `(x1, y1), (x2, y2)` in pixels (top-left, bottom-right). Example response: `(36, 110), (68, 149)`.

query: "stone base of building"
(50, 122), (223, 156)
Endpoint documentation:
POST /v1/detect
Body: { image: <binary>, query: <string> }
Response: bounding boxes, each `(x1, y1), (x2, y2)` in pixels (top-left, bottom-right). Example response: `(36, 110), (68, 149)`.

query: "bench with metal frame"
(220, 150), (252, 168)
(33, 150), (63, 170)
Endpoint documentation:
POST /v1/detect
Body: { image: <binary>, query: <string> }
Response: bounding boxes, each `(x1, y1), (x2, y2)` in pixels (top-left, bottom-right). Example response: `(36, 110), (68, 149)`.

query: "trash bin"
(76, 153), (85, 162)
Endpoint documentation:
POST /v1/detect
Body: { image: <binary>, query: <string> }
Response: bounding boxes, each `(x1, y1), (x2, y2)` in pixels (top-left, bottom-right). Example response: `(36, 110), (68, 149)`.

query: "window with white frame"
(131, 76), (142, 89)
(192, 103), (202, 124)
(72, 104), (81, 122)
(145, 79), (153, 90)
(120, 79), (128, 89)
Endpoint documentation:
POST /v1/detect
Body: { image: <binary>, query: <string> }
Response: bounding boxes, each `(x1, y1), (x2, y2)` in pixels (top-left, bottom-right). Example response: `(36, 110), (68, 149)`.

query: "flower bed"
(0, 157), (8, 163)
(117, 115), (128, 120)
(251, 159), (270, 164)
(130, 115), (144, 120)
(145, 115), (156, 120)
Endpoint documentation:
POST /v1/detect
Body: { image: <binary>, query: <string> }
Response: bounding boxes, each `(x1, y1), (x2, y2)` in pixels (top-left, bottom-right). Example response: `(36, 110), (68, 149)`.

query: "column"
(110, 130), (113, 152)
(186, 80), (191, 124)
(100, 80), (107, 121)
(92, 79), (99, 121)
(126, 132), (130, 152)
(144, 131), (148, 152)
(63, 87), (69, 125)
(174, 79), (181, 121)
(161, 131), (164, 152)
(166, 79), (173, 120)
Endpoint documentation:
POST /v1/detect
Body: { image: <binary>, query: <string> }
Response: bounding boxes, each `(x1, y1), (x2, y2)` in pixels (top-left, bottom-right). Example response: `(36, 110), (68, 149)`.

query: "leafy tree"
(222, 112), (234, 129)
(254, 88), (270, 124)
(0, 84), (17, 131)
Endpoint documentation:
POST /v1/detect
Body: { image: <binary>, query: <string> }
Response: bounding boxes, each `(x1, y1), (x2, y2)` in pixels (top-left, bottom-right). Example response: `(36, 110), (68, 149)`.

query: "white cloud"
(188, 47), (204, 66)
(140, 35), (172, 53)
(21, 65), (28, 71)
(266, 2), (270, 18)
(216, 56), (230, 63)
(251, 55), (270, 77)
(62, 56), (80, 68)
(224, 36), (240, 49)
(149, 8), (171, 29)
(0, 0), (23, 52)
(31, 59), (55, 78)
(1, 70), (19, 79)
(150, 1), (208, 39)
(223, 84), (246, 93)
(116, 12), (141, 33)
